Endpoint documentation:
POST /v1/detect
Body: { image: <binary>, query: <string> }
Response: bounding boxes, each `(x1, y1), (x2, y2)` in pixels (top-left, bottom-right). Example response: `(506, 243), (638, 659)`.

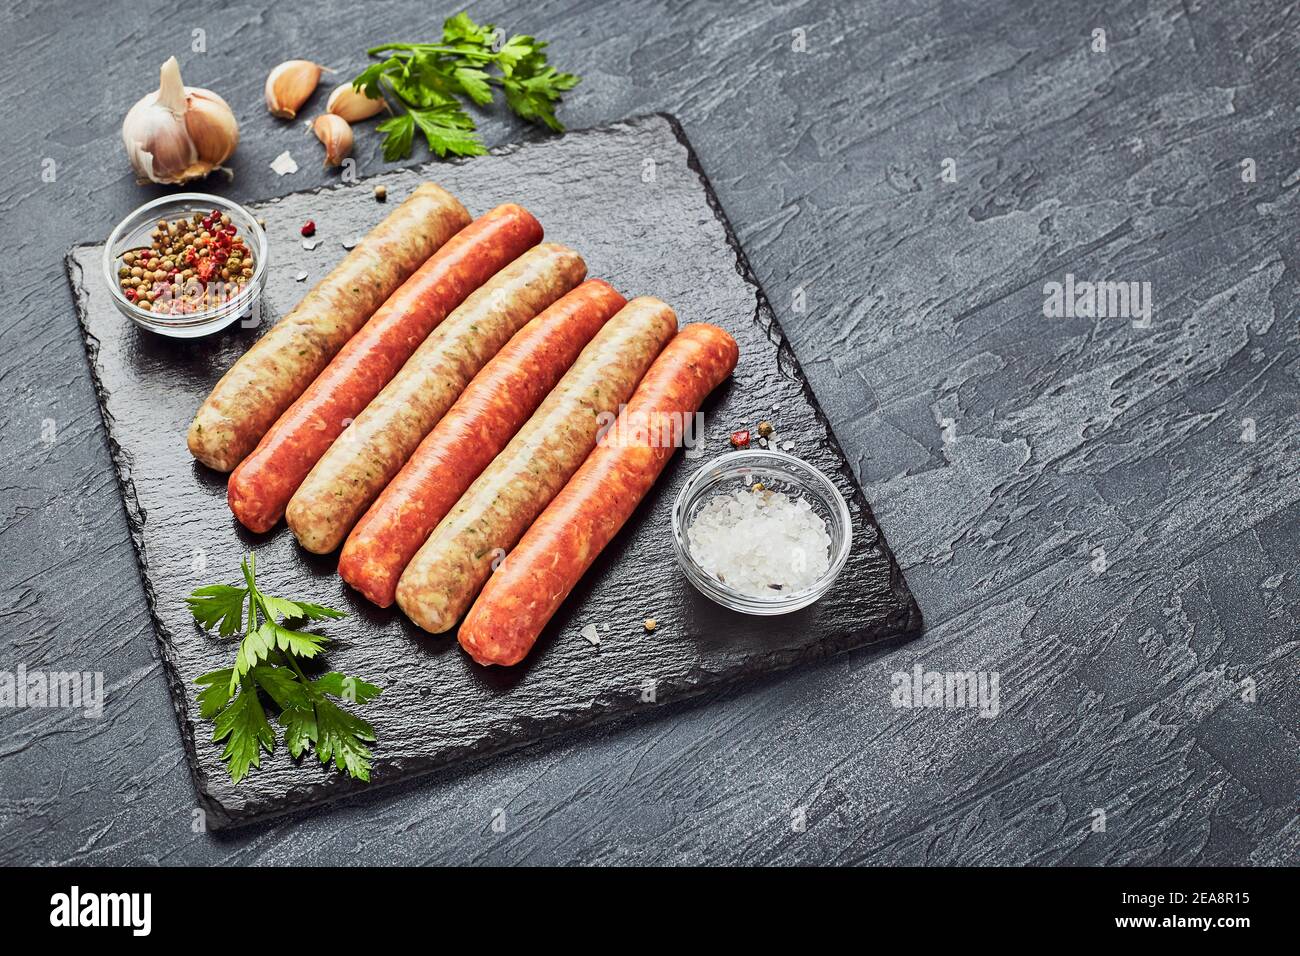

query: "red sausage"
(458, 323), (739, 666)
(187, 183), (470, 472)
(287, 244), (588, 555)
(394, 298), (677, 634)
(227, 204), (543, 532)
(338, 279), (627, 606)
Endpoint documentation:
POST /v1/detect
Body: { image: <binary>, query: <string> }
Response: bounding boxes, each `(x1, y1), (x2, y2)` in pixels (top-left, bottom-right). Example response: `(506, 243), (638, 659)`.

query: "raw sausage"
(394, 297), (678, 633)
(459, 323), (738, 666)
(339, 279), (626, 604)
(188, 183), (470, 472)
(289, 244), (588, 555)
(339, 279), (627, 605)
(286, 243), (587, 554)
(458, 323), (738, 666)
(228, 203), (541, 532)
(394, 296), (677, 633)
(227, 204), (543, 532)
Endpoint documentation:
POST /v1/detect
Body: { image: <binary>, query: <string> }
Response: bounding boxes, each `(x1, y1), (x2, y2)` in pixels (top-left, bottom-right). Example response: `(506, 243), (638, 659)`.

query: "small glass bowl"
(102, 192), (268, 339)
(670, 449), (853, 615)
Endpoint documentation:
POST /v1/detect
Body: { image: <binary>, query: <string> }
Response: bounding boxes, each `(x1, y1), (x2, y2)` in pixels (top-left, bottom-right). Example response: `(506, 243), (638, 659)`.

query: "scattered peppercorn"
(644, 618), (657, 632)
(301, 220), (316, 237)
(757, 421), (774, 438)
(116, 209), (255, 315)
(373, 185), (388, 202)
(730, 429), (751, 449)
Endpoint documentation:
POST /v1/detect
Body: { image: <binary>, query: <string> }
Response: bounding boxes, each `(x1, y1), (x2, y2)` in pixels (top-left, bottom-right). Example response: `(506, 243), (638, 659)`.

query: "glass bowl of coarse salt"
(671, 449), (853, 615)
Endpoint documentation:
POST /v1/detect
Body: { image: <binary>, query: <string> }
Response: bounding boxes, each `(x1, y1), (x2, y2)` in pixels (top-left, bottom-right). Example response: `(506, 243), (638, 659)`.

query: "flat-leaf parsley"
(353, 11), (580, 161)
(187, 555), (382, 784)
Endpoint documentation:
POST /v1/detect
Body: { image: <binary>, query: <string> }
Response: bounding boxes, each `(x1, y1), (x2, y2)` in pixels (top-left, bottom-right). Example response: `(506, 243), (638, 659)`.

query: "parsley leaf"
(186, 584), (248, 636)
(313, 697), (378, 782)
(265, 619), (329, 661)
(212, 676), (275, 784)
(252, 665), (310, 711)
(289, 601), (348, 622)
(376, 114), (415, 162)
(442, 10), (494, 46)
(312, 672), (383, 704)
(503, 67), (578, 132)
(255, 591), (308, 623)
(279, 674), (381, 778)
(495, 34), (536, 75)
(230, 620), (277, 691)
(354, 11), (581, 161)
(412, 106), (487, 157)
(354, 58), (399, 99)
(195, 668), (236, 719)
(187, 556), (382, 785)
(281, 703), (318, 761)
(453, 66), (493, 105)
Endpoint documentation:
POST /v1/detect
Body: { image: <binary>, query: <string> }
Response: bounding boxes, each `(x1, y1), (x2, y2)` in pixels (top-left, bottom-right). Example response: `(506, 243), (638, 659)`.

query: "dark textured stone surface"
(1, 0), (1296, 863)
(66, 115), (921, 828)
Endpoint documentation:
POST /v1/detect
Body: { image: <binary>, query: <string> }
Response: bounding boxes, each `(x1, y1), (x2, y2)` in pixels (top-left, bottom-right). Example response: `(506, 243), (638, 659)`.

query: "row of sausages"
(187, 183), (738, 666)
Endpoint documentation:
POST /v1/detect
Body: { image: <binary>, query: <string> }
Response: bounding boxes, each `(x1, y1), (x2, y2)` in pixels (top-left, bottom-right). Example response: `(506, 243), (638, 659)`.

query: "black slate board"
(66, 114), (921, 829)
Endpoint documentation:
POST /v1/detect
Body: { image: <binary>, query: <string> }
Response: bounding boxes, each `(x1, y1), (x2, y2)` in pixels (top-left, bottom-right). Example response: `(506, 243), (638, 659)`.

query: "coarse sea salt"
(687, 488), (831, 596)
(269, 150), (299, 176)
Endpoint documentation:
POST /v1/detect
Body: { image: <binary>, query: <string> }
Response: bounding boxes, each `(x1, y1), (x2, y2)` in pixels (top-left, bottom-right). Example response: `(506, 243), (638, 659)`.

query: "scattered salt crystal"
(341, 237), (358, 250)
(294, 272), (308, 282)
(270, 150), (299, 175)
(301, 238), (322, 251)
(687, 488), (831, 596)
(580, 623), (601, 646)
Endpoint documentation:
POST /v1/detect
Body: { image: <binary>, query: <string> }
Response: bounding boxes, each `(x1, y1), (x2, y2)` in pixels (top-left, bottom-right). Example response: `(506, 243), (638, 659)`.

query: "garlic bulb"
(326, 84), (386, 123)
(313, 114), (353, 167)
(122, 57), (239, 184)
(266, 60), (322, 119)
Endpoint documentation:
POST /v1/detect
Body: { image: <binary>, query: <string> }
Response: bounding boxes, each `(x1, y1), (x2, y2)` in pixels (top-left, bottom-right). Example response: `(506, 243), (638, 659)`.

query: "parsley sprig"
(352, 11), (580, 161)
(187, 556), (382, 784)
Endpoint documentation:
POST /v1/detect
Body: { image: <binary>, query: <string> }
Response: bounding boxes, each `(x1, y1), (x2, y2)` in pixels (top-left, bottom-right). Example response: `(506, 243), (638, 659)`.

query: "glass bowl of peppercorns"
(103, 192), (268, 339)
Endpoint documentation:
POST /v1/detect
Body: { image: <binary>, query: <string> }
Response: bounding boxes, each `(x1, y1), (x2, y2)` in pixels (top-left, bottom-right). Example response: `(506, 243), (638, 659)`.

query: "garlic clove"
(266, 60), (322, 120)
(313, 114), (353, 167)
(326, 84), (386, 123)
(186, 90), (240, 167)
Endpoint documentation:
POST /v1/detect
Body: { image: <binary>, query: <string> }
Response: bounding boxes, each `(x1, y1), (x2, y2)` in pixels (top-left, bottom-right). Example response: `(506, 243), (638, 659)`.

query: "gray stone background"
(1, 0), (1295, 864)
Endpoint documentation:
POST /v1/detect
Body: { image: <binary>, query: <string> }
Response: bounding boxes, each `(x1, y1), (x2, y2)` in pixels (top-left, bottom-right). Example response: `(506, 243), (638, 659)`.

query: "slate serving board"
(66, 113), (922, 829)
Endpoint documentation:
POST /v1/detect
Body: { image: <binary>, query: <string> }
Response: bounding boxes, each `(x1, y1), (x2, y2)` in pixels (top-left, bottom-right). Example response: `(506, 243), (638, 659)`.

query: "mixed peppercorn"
(117, 209), (255, 314)
(732, 420), (777, 449)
